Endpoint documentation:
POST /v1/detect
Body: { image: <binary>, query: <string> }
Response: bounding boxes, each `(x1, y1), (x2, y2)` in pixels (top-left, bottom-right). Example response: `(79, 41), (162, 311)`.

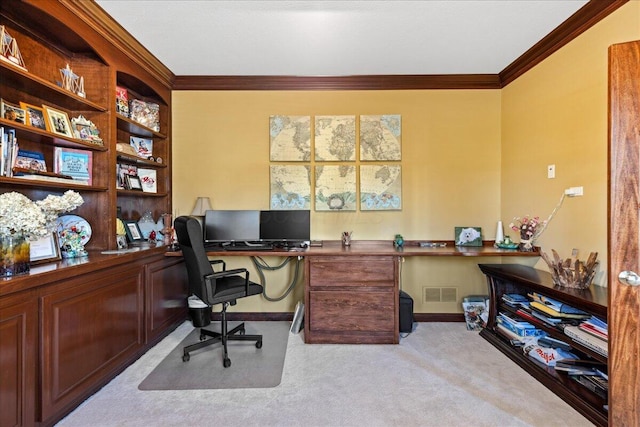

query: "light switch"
(547, 164), (556, 179)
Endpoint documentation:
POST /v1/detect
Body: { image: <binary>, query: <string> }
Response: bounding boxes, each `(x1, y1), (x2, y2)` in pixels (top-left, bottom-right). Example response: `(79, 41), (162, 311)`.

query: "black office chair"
(175, 216), (263, 368)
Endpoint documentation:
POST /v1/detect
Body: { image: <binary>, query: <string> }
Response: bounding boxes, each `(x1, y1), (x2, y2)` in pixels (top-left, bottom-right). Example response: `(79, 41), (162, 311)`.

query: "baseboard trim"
(210, 312), (465, 322)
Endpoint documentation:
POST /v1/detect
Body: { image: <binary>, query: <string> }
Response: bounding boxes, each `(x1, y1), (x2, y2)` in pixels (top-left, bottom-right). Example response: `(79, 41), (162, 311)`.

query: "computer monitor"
(259, 210), (310, 243)
(203, 210), (260, 243)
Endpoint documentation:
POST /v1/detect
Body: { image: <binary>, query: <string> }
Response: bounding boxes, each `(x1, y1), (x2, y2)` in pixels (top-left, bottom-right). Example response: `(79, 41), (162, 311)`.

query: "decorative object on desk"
(29, 233), (61, 264)
(71, 115), (103, 145)
(494, 220), (504, 244)
(0, 190), (83, 274)
(1, 232), (30, 277)
(341, 231), (352, 247)
(116, 218), (127, 249)
(161, 213), (173, 245)
(394, 234), (404, 248)
(509, 215), (544, 252)
(43, 105), (74, 138)
(56, 214), (91, 258)
(191, 196), (213, 216)
(137, 211), (156, 240)
(455, 227), (482, 246)
(19, 102), (47, 130)
(0, 25), (26, 71)
(540, 249), (598, 289)
(54, 146), (92, 185)
(123, 220), (144, 243)
(1, 99), (26, 124)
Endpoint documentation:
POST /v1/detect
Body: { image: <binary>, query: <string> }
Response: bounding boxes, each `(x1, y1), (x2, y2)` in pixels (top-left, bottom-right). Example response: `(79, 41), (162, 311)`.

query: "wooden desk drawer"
(309, 256), (395, 286)
(309, 290), (395, 333)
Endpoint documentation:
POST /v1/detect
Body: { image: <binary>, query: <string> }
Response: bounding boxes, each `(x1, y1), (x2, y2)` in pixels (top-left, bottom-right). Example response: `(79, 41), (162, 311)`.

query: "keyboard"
(223, 244), (273, 251)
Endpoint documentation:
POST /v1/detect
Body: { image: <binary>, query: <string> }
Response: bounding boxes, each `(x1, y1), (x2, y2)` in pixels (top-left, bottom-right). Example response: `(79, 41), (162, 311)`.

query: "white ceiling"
(95, 0), (589, 77)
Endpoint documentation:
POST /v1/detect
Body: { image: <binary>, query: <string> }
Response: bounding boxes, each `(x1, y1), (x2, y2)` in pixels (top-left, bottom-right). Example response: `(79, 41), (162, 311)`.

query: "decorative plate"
(497, 242), (519, 250)
(56, 214), (92, 247)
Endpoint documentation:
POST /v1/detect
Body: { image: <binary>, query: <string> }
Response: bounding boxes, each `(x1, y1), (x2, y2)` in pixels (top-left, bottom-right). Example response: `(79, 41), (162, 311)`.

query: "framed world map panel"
(315, 165), (357, 211)
(270, 115), (311, 161)
(360, 115), (401, 161)
(270, 165), (311, 209)
(315, 115), (356, 161)
(360, 165), (402, 211)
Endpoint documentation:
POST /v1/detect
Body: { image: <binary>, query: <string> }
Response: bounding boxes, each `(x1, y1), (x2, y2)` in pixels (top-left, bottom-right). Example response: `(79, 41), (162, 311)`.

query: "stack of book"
(527, 292), (591, 326)
(497, 311), (546, 346)
(501, 293), (530, 308)
(562, 320), (608, 357)
(555, 359), (608, 399)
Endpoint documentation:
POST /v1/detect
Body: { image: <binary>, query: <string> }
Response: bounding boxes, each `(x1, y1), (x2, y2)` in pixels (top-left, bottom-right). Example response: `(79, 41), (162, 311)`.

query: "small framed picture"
(43, 105), (74, 138)
(123, 220), (144, 242)
(1, 99), (26, 125)
(455, 226), (483, 247)
(30, 233), (61, 264)
(19, 102), (48, 130)
(124, 174), (143, 191)
(70, 115), (103, 145)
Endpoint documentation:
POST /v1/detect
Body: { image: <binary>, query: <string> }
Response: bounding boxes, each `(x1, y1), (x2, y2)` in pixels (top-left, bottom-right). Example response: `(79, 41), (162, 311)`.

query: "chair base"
(182, 321), (263, 368)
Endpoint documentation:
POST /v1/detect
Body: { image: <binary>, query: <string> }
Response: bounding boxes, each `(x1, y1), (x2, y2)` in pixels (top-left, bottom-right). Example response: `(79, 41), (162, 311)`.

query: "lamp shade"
(191, 197), (212, 216)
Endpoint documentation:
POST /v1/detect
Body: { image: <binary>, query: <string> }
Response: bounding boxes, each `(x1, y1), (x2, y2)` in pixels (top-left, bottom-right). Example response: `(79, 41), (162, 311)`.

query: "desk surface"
(166, 240), (539, 257)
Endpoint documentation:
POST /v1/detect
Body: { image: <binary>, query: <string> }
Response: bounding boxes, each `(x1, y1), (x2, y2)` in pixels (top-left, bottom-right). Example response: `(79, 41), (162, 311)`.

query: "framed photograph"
(455, 226), (483, 247)
(19, 102), (47, 130)
(30, 233), (61, 264)
(124, 174), (143, 191)
(1, 98), (26, 125)
(43, 105), (74, 138)
(123, 220), (144, 242)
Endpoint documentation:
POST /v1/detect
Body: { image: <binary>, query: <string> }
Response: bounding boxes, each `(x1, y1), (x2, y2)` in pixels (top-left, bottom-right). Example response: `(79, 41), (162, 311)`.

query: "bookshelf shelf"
(478, 264), (608, 427)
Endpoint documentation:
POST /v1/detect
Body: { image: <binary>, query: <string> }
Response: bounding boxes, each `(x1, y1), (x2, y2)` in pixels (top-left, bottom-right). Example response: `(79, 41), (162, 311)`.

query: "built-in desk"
(193, 240), (538, 344)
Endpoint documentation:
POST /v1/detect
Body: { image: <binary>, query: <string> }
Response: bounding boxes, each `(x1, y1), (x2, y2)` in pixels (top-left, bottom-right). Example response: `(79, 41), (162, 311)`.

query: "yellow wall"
(172, 2), (639, 313)
(501, 1), (640, 285)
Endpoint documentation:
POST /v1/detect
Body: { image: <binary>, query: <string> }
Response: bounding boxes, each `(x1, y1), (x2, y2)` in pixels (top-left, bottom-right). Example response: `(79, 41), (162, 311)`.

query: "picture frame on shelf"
(137, 168), (157, 193)
(123, 220), (144, 243)
(70, 115), (103, 145)
(1, 98), (26, 124)
(43, 105), (73, 138)
(124, 174), (143, 191)
(19, 102), (47, 130)
(30, 233), (61, 264)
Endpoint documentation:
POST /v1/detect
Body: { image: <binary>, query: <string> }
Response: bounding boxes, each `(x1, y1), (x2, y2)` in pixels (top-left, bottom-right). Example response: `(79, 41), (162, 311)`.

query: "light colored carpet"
(138, 322), (289, 390)
(56, 322), (593, 427)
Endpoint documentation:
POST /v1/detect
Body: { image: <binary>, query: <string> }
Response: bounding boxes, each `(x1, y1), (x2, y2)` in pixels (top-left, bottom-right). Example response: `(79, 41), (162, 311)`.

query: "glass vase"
(1, 233), (31, 277)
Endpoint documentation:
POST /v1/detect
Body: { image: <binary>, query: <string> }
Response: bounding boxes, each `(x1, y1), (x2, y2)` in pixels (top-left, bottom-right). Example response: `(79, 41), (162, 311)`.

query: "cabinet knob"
(618, 270), (640, 286)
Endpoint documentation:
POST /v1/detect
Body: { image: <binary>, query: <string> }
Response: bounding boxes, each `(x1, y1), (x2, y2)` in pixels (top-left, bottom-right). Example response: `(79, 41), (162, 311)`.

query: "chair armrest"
(209, 259), (226, 271)
(204, 268), (251, 295)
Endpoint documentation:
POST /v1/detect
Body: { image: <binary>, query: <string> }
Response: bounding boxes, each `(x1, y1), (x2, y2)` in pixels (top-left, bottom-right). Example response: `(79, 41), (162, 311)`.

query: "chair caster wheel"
(223, 358), (231, 368)
(182, 353), (190, 362)
(256, 340), (263, 349)
(200, 333), (206, 341)
(239, 328), (245, 335)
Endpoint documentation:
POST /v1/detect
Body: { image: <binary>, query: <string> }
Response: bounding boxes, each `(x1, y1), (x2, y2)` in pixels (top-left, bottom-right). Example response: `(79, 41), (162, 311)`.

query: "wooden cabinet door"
(0, 292), (37, 427)
(608, 39), (640, 427)
(39, 265), (144, 424)
(145, 257), (188, 343)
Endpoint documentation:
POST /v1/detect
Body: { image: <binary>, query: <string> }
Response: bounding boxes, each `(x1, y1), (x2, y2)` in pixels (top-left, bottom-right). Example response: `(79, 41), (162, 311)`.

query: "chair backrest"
(175, 216), (214, 302)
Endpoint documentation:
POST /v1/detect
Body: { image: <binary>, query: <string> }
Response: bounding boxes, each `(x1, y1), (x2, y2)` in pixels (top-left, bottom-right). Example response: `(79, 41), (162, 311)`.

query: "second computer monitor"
(259, 210), (310, 243)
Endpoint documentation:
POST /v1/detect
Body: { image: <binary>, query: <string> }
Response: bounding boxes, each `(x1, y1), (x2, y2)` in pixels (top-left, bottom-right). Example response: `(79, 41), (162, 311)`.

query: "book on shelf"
(501, 293), (530, 308)
(530, 301), (591, 320)
(54, 147), (92, 185)
(115, 86), (129, 117)
(137, 168), (157, 193)
(130, 136), (153, 158)
(0, 127), (18, 177)
(497, 312), (545, 337)
(129, 99), (160, 132)
(528, 292), (589, 315)
(13, 149), (46, 172)
(554, 359), (606, 376)
(562, 325), (608, 357)
(578, 323), (608, 341)
(570, 374), (608, 399)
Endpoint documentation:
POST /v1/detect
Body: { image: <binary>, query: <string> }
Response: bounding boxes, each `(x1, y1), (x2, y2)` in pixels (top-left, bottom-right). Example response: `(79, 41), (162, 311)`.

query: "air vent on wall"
(423, 287), (458, 303)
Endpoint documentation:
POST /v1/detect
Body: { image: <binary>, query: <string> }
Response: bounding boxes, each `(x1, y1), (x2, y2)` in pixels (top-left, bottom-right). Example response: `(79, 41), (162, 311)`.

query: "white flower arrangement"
(0, 191), (84, 239)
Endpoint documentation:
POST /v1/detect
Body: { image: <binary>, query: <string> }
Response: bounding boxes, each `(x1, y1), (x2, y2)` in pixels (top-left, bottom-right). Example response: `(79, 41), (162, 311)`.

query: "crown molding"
(172, 74), (502, 91)
(61, 0), (175, 89)
(499, 0), (627, 86)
